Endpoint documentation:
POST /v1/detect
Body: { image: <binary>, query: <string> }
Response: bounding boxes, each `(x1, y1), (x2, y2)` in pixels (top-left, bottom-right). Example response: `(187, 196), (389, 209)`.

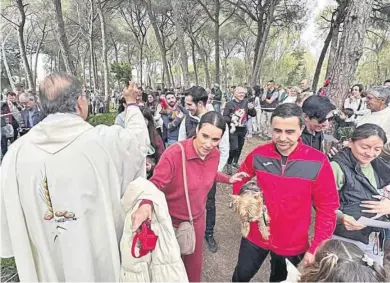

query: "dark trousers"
(1, 134), (8, 156)
(232, 238), (303, 282)
(205, 182), (217, 235)
(228, 130), (246, 165)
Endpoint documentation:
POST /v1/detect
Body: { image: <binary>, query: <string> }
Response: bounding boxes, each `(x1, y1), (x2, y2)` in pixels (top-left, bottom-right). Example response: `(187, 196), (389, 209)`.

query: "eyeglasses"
(316, 116), (334, 124)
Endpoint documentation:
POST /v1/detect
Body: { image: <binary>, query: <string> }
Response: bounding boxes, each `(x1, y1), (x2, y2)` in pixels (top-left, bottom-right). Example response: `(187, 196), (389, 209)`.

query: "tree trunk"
(191, 39), (199, 85)
(33, 23), (46, 84)
(1, 31), (16, 90)
(168, 60), (175, 88)
(89, 38), (97, 90)
(328, 0), (374, 109)
(172, 0), (189, 87)
(15, 0), (34, 90)
(312, 23), (334, 93)
(252, 18), (263, 72)
(214, 0), (220, 85)
(97, 1), (110, 112)
(88, 53), (92, 88)
(251, 0), (276, 86)
(204, 53), (211, 88)
(140, 44), (143, 86)
(326, 22), (340, 79)
(146, 5), (171, 87)
(52, 0), (75, 75)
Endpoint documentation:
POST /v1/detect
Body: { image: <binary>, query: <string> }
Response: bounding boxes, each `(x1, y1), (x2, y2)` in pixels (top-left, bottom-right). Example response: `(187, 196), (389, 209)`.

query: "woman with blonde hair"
(282, 86), (300, 104)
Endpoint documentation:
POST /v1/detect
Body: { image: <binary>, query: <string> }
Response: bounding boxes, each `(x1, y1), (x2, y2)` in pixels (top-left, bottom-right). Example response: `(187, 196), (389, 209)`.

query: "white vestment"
(1, 106), (149, 282)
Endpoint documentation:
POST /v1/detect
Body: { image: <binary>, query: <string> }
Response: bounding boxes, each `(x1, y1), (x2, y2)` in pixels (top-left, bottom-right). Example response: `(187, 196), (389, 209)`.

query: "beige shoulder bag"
(174, 142), (196, 255)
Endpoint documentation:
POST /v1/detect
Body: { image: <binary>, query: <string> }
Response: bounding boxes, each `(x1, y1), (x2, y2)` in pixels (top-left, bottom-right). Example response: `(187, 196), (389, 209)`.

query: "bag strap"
(177, 142), (193, 224)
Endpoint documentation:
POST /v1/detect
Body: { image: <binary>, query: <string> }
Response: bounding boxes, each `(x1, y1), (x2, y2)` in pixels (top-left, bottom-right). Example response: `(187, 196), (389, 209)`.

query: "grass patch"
(1, 258), (19, 282)
(86, 112), (116, 126)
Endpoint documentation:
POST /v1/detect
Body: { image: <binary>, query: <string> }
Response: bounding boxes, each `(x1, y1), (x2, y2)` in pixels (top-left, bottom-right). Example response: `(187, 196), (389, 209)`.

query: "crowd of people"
(1, 73), (390, 282)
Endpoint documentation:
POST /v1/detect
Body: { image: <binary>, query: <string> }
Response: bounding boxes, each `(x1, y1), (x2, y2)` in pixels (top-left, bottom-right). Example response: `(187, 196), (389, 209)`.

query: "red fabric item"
(160, 97), (169, 109)
(131, 220), (158, 258)
(233, 141), (339, 256)
(148, 138), (230, 225)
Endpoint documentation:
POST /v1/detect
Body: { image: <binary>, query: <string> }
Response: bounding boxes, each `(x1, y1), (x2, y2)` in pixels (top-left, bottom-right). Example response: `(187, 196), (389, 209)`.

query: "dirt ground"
(202, 136), (271, 282)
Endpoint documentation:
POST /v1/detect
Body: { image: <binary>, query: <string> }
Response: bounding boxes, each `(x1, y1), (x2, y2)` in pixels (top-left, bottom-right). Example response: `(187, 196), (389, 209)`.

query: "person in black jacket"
(211, 84), (222, 113)
(223, 86), (256, 175)
(331, 124), (390, 265)
(301, 95), (336, 152)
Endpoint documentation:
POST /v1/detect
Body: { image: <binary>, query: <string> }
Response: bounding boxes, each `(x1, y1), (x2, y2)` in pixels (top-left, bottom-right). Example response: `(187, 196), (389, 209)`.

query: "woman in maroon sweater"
(134, 111), (247, 282)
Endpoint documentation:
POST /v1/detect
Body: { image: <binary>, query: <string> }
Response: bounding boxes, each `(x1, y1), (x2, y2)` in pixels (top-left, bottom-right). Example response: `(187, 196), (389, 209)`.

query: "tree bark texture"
(251, 0), (277, 86)
(97, 1), (110, 112)
(172, 0), (190, 87)
(191, 39), (199, 85)
(52, 0), (75, 75)
(1, 31), (16, 90)
(15, 0), (34, 90)
(328, 0), (374, 109)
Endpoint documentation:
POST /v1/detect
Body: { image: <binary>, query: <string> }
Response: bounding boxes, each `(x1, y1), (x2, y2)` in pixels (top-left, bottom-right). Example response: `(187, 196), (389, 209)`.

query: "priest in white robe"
(1, 73), (150, 281)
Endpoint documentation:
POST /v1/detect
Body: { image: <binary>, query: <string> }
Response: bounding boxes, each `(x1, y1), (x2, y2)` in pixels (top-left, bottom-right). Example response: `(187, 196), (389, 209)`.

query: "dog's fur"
(232, 181), (270, 239)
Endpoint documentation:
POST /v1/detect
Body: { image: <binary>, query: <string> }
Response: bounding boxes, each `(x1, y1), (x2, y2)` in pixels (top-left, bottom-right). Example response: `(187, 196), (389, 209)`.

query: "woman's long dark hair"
(141, 107), (161, 158)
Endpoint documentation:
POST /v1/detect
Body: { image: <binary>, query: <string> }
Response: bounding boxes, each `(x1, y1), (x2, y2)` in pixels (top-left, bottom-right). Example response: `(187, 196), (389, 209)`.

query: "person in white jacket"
(1, 73), (149, 282)
(178, 86), (229, 253)
(343, 84), (368, 124)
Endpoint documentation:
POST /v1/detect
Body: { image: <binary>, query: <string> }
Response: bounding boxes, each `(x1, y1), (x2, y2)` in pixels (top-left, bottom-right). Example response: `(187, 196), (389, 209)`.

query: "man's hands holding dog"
(229, 172), (250, 184)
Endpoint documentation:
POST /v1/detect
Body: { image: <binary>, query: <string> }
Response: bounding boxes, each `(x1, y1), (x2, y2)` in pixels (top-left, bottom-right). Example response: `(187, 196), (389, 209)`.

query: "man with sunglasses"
(301, 96), (336, 152)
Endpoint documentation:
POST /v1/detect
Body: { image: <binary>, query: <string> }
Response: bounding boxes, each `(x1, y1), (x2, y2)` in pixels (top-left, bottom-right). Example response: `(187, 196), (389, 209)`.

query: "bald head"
(39, 72), (83, 115)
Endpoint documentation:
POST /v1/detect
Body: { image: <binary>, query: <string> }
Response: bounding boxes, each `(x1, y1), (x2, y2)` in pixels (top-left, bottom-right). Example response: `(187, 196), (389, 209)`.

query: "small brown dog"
(232, 181), (270, 240)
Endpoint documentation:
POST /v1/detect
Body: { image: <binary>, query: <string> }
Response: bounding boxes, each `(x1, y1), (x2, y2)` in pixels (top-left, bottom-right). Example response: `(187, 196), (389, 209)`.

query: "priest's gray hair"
(39, 72), (83, 115)
(368, 86), (390, 105)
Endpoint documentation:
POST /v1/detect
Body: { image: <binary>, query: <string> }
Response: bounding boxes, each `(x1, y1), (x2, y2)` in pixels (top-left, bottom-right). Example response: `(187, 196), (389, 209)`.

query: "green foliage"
(87, 112), (116, 126)
(110, 62), (132, 86)
(1, 257), (18, 282)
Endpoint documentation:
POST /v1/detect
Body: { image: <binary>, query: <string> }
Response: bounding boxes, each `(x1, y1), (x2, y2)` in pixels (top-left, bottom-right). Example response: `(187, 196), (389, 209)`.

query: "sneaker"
(232, 163), (240, 169)
(205, 234), (218, 253)
(226, 164), (232, 175)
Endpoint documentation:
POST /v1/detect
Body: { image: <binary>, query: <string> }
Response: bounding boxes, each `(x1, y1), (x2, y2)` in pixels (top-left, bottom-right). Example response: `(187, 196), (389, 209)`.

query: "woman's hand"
(229, 172), (250, 184)
(131, 204), (152, 232)
(341, 214), (366, 231)
(360, 195), (390, 217)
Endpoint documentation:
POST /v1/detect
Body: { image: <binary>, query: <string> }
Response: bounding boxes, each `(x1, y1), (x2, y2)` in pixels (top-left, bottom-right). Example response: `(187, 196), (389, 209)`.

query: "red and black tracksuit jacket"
(233, 140), (339, 256)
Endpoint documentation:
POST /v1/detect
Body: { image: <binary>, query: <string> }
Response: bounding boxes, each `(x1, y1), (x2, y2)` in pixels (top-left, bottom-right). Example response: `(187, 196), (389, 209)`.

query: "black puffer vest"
(332, 148), (390, 244)
(185, 114), (200, 139)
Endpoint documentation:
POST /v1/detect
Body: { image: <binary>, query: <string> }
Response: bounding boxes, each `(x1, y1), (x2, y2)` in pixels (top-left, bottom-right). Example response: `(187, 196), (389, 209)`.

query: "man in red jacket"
(232, 103), (339, 282)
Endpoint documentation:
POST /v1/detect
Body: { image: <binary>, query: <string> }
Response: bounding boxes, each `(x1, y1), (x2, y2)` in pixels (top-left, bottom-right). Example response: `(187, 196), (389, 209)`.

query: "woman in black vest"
(331, 124), (390, 265)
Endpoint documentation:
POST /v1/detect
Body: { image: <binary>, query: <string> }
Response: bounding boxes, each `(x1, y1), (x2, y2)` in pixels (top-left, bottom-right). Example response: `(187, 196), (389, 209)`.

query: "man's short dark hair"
(302, 95), (336, 120)
(185, 86), (208, 106)
(384, 79), (390, 84)
(268, 80), (275, 84)
(271, 103), (304, 127)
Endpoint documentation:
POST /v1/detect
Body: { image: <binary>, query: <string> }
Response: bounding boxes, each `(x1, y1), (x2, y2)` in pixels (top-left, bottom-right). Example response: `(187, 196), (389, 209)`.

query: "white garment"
(357, 107), (390, 157)
(120, 177), (188, 282)
(1, 107), (149, 281)
(282, 96), (297, 104)
(344, 97), (368, 123)
(178, 115), (229, 172)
